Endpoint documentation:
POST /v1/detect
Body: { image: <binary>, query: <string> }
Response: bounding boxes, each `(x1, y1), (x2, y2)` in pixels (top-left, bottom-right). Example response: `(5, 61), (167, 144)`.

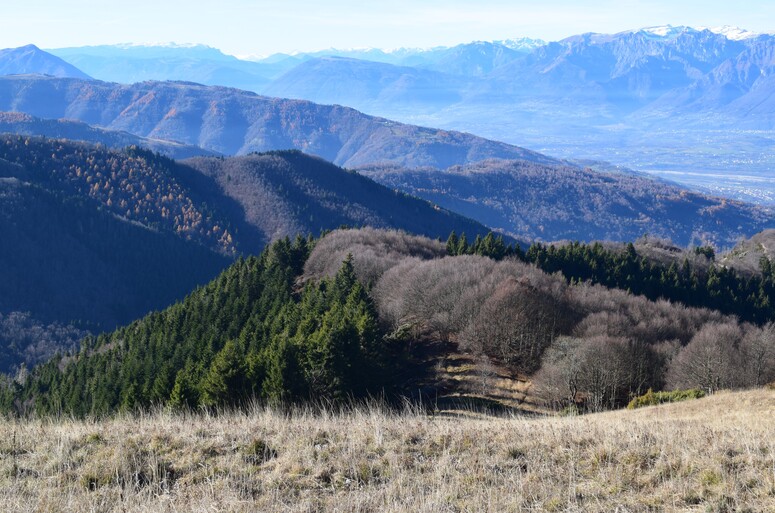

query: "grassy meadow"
(1, 389), (774, 512)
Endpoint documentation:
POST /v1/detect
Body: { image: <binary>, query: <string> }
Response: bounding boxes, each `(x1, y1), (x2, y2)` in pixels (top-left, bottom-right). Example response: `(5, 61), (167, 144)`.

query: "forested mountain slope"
(360, 159), (775, 247)
(6, 229), (774, 416)
(0, 137), (494, 372)
(0, 111), (218, 159)
(0, 75), (559, 168)
(0, 175), (229, 371)
(181, 151), (490, 244)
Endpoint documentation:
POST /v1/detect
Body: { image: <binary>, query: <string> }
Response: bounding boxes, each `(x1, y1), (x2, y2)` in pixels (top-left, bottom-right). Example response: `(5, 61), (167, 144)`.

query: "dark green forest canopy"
(1, 236), (401, 416)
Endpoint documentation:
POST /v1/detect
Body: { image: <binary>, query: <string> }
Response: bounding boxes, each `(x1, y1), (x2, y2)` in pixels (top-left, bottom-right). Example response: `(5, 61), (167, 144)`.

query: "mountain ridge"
(0, 44), (91, 80)
(359, 158), (775, 247)
(0, 75), (561, 168)
(0, 111), (218, 159)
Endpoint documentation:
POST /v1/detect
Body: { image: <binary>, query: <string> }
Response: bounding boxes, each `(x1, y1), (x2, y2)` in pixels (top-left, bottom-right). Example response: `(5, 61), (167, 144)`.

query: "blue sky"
(5, 0), (774, 56)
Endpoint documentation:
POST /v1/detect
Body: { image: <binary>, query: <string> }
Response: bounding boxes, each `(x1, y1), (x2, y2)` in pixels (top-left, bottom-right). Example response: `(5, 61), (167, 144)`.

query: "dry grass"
(1, 389), (774, 512)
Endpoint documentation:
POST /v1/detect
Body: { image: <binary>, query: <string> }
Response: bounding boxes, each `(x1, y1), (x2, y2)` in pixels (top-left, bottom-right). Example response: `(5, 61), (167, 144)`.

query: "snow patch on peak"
(113, 42), (209, 50)
(633, 25), (765, 41)
(700, 26), (760, 40)
(637, 25), (695, 38)
(496, 37), (546, 51)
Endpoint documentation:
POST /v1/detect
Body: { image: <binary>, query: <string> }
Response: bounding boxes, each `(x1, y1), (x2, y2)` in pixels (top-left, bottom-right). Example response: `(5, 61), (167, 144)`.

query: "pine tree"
(199, 340), (247, 407)
(456, 233), (469, 256)
(169, 365), (199, 409)
(446, 231), (459, 256)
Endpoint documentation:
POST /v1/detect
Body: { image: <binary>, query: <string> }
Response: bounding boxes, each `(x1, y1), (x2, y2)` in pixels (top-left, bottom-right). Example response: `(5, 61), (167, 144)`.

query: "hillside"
(0, 137), (240, 255)
(0, 388), (772, 512)
(0, 137), (495, 371)
(0, 45), (90, 79)
(0, 75), (560, 168)
(8, 228), (775, 417)
(360, 159), (775, 247)
(720, 229), (775, 275)
(0, 175), (229, 371)
(0, 112), (218, 159)
(181, 152), (491, 244)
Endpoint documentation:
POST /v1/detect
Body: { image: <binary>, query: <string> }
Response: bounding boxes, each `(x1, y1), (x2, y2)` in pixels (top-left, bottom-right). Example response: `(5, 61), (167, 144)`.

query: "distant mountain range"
(45, 38), (546, 84)
(0, 44), (90, 79)
(277, 26), (775, 123)
(0, 75), (558, 168)
(23, 26), (773, 133)
(263, 57), (466, 115)
(258, 25), (775, 131)
(49, 43), (276, 92)
(2, 28), (759, 201)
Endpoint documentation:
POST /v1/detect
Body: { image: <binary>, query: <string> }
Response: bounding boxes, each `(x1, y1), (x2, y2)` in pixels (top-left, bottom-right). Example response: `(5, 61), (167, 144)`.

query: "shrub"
(627, 388), (705, 409)
(242, 438), (278, 465)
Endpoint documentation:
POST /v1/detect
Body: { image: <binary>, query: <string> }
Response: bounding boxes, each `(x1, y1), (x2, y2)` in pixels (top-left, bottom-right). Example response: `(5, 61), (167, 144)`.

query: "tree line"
(447, 231), (775, 325)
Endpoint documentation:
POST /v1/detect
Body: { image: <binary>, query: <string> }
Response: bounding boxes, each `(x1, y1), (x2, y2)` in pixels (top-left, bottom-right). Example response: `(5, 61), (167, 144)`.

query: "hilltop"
(0, 45), (90, 79)
(720, 229), (775, 275)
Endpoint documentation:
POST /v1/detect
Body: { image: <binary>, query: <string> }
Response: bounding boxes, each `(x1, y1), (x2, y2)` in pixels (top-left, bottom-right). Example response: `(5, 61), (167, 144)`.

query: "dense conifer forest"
(0, 236), (400, 415)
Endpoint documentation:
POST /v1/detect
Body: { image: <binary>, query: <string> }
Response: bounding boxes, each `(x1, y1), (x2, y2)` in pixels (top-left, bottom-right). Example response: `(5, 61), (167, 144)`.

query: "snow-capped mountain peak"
(112, 42), (212, 50)
(700, 25), (760, 40)
(495, 37), (546, 51)
(636, 25), (696, 38)
(633, 25), (766, 41)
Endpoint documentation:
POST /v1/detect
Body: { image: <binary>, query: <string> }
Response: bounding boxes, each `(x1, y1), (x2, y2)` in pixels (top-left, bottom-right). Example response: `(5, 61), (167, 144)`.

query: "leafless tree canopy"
(303, 228), (446, 286)
(305, 229), (775, 409)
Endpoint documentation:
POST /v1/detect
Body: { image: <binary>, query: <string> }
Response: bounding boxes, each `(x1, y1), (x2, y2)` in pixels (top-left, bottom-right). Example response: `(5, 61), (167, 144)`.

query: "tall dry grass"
(1, 389), (774, 512)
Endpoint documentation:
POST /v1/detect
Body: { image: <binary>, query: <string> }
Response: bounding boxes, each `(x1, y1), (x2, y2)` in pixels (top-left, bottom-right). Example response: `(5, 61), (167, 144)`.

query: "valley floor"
(1, 389), (774, 512)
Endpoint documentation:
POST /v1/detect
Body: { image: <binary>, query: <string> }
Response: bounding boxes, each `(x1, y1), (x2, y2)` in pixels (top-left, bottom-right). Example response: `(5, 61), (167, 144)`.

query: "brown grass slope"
(720, 229), (775, 275)
(1, 388), (773, 512)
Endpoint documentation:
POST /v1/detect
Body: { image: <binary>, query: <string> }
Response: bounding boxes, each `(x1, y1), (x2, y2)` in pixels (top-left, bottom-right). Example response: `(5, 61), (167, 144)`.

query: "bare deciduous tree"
(739, 323), (775, 387)
(666, 322), (743, 393)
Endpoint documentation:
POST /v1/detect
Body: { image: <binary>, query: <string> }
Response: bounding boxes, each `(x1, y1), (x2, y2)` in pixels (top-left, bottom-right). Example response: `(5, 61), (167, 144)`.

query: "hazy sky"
(5, 0), (774, 56)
